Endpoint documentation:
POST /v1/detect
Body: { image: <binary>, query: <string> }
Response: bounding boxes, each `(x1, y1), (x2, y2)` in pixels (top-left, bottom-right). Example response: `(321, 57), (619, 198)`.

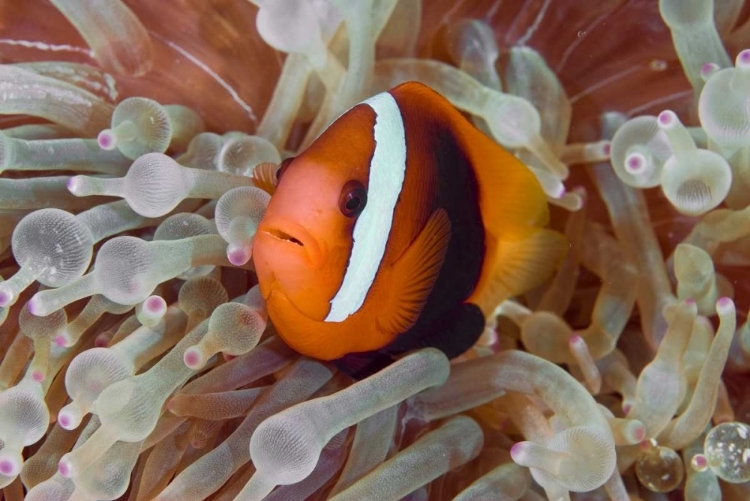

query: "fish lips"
(255, 218), (324, 269)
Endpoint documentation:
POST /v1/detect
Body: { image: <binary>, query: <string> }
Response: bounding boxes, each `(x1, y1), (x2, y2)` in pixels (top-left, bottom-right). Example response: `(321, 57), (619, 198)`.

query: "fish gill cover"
(0, 0), (749, 500)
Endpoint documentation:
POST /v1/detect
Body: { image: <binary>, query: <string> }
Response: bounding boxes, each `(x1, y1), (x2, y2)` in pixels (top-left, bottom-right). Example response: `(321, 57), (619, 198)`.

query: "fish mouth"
(265, 228), (304, 247)
(257, 219), (323, 267)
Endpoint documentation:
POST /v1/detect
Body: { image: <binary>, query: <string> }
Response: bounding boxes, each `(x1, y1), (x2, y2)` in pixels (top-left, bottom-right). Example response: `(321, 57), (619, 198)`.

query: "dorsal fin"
(450, 112), (567, 315)
(390, 82), (566, 316)
(391, 82), (550, 234)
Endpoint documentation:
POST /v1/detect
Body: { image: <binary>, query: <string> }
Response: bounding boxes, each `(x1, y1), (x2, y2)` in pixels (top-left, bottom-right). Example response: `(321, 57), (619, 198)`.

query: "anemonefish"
(253, 81), (566, 379)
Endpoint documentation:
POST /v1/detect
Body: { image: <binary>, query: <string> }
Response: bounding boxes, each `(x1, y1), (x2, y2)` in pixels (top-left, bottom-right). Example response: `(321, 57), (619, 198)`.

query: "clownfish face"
(253, 106), (376, 323)
(253, 158), (368, 321)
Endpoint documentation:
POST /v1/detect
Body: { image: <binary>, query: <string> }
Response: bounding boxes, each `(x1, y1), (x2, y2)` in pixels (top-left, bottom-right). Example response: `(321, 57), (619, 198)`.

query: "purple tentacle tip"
(701, 62), (718, 76)
(228, 247), (250, 266)
(27, 297), (41, 316)
(627, 155), (643, 172)
(58, 461), (71, 478)
(97, 130), (114, 150)
(658, 110), (673, 126)
(66, 176), (80, 194)
(58, 414), (71, 429)
(0, 459), (15, 476)
(717, 297), (734, 314)
(146, 296), (164, 313)
(184, 349), (201, 369)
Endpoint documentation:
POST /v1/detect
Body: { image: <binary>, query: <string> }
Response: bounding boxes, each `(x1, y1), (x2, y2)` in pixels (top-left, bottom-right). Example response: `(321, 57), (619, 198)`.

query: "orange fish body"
(253, 82), (565, 378)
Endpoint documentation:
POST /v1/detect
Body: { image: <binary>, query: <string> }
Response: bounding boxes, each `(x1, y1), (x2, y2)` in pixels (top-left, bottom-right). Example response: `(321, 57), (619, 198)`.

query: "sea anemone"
(1, 0), (750, 500)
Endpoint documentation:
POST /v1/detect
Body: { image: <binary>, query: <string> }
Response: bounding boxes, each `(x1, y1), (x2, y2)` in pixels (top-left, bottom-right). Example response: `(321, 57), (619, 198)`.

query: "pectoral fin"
(377, 208), (451, 336)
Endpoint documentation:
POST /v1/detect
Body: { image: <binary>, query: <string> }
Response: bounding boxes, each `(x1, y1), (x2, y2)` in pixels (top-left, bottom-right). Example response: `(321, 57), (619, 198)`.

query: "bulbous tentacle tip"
(57, 413), (72, 430)
(137, 295), (167, 327)
(144, 296), (167, 317)
(509, 441), (524, 458)
(634, 424), (647, 441)
(625, 152), (648, 175)
(683, 299), (700, 318)
(183, 346), (206, 370)
(701, 62), (720, 81)
(509, 441), (538, 467)
(57, 408), (82, 431)
(97, 129), (117, 150)
(716, 296), (734, 315)
(66, 176), (83, 195)
(0, 289), (12, 308)
(737, 49), (750, 69)
(691, 453), (708, 472)
(94, 334), (110, 347)
(26, 296), (43, 316)
(658, 110), (677, 128)
(0, 456), (20, 477)
(31, 370), (45, 382)
(227, 245), (251, 266)
(57, 457), (74, 478)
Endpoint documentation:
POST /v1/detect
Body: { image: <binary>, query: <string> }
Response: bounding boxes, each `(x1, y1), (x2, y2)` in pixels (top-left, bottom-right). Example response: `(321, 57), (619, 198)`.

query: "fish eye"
(275, 157), (295, 182)
(339, 180), (367, 218)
